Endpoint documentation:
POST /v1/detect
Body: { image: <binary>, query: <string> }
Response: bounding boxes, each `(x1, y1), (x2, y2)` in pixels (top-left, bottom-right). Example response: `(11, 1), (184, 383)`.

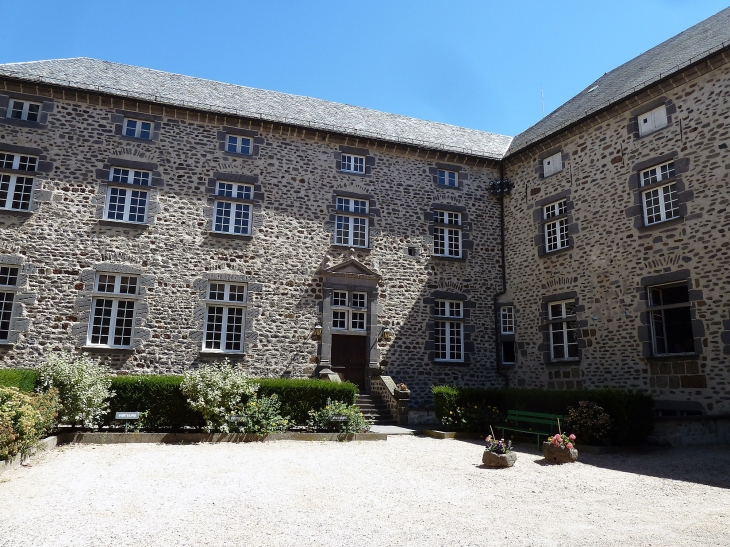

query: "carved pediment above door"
(321, 258), (381, 280)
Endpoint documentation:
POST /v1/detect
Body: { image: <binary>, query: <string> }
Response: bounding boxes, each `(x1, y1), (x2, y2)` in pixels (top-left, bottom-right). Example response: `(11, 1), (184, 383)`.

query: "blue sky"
(0, 1), (727, 136)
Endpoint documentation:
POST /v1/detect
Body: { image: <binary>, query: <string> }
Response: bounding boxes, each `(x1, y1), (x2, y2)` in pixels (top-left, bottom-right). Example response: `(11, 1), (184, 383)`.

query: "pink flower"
(485, 436), (492, 442)
(566, 443), (573, 449)
(569, 434), (576, 440)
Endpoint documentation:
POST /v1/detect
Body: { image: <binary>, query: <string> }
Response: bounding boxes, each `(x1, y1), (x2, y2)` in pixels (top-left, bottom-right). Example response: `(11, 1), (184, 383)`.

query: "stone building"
(0, 8), (728, 426)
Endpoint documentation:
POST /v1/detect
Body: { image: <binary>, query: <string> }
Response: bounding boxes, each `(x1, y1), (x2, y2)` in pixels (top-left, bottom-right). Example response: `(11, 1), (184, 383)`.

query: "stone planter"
(482, 449), (517, 467)
(393, 389), (410, 400)
(542, 442), (578, 463)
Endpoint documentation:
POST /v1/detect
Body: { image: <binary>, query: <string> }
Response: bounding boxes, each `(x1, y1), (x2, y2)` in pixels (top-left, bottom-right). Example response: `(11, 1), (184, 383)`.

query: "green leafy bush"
(0, 369), (39, 392)
(307, 398), (370, 434)
(255, 378), (358, 424)
(180, 363), (258, 433)
(432, 386), (653, 445)
(38, 353), (114, 428)
(234, 393), (289, 434)
(106, 375), (204, 429)
(0, 386), (59, 461)
(564, 401), (613, 446)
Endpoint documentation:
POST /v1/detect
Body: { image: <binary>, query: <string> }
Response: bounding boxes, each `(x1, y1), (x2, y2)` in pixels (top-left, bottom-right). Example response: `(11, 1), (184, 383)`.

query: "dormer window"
(123, 118), (152, 140)
(638, 105), (668, 137)
(7, 99), (41, 122)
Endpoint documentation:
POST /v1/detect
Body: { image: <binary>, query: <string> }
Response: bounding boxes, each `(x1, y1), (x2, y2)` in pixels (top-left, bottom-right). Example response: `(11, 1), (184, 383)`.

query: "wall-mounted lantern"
(380, 326), (392, 341)
(313, 324), (323, 337)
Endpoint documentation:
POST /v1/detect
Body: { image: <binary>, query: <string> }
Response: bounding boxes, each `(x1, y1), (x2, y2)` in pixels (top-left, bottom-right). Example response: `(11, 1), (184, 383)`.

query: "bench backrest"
(506, 409), (563, 430)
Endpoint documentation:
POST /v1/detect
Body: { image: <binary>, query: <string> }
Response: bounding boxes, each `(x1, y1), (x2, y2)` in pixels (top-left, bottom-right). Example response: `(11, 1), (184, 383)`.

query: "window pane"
(90, 298), (114, 345)
(0, 174), (9, 208)
(0, 267), (18, 287)
(662, 183), (679, 220)
(97, 274), (116, 292)
(657, 284), (689, 305)
(449, 321), (463, 360)
(564, 301), (576, 316)
(0, 292), (13, 340)
(113, 300), (135, 347)
(209, 283), (225, 300)
(236, 185), (253, 200)
(447, 171), (457, 187)
(132, 171), (150, 186)
(434, 301), (446, 317)
(228, 284), (246, 302)
(433, 227), (445, 255)
(226, 136), (238, 153)
(434, 321), (446, 360)
(25, 103), (40, 122)
(111, 168), (128, 183)
(224, 308), (244, 351)
(214, 202), (231, 233)
(352, 218), (367, 247)
(10, 101), (24, 119)
(449, 301), (462, 318)
(233, 203), (250, 234)
(128, 190), (147, 222)
(205, 306), (224, 350)
(335, 215), (349, 245)
(351, 293), (366, 308)
(664, 307), (694, 354)
(351, 311), (366, 330)
(124, 120), (137, 137)
(353, 199), (367, 213)
(447, 228), (460, 256)
(500, 306), (514, 333)
(341, 155), (352, 172)
(651, 310), (667, 354)
(139, 122), (152, 140)
(336, 197), (349, 211)
(332, 310), (347, 329)
(118, 277), (138, 295)
(11, 177), (33, 210)
(239, 138), (251, 155)
(107, 188), (127, 220)
(333, 291), (348, 307)
(18, 156), (37, 171)
(353, 156), (364, 173)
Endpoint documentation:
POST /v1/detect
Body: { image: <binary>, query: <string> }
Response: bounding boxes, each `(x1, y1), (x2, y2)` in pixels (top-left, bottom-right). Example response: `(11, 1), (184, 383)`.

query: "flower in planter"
(396, 383), (408, 391)
(549, 432), (577, 449)
(485, 435), (513, 455)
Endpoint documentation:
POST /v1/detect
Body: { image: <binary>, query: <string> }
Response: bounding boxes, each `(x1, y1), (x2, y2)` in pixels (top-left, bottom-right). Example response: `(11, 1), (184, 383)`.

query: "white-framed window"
(213, 182), (253, 235)
(0, 154), (34, 210)
(204, 282), (247, 352)
(638, 105), (668, 137)
(7, 99), (41, 122)
(0, 153), (38, 171)
(123, 118), (153, 140)
(341, 154), (365, 174)
(335, 197), (368, 247)
(88, 274), (138, 348)
(226, 135), (252, 155)
(106, 168), (151, 223)
(434, 299), (463, 362)
(542, 152), (562, 177)
(548, 300), (578, 360)
(544, 200), (568, 252)
(0, 266), (19, 342)
(500, 306), (515, 334)
(331, 290), (367, 331)
(648, 283), (694, 355)
(640, 161), (679, 226)
(433, 210), (462, 258)
(437, 169), (458, 187)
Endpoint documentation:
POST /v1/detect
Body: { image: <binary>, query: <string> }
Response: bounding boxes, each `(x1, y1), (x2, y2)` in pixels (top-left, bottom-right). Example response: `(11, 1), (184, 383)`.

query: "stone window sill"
(81, 346), (134, 355)
(222, 151), (256, 160)
(98, 219), (149, 229)
(198, 350), (245, 356)
(432, 360), (469, 367)
(539, 247), (573, 259)
(0, 209), (33, 217)
(330, 244), (371, 252)
(646, 353), (699, 362)
(637, 216), (684, 232)
(208, 231), (253, 241)
(430, 255), (466, 262)
(545, 358), (580, 366)
(0, 119), (47, 130)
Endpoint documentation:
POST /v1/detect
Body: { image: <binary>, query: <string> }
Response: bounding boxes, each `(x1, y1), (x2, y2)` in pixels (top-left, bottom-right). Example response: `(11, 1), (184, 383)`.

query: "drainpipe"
(493, 161), (510, 387)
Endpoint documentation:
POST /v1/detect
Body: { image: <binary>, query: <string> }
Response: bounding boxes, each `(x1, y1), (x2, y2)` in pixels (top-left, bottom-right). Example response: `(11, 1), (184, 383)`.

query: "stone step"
(354, 394), (396, 425)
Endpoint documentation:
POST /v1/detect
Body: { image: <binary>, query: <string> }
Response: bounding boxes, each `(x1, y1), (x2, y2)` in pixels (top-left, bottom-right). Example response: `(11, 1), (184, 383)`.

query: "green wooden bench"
(499, 410), (563, 449)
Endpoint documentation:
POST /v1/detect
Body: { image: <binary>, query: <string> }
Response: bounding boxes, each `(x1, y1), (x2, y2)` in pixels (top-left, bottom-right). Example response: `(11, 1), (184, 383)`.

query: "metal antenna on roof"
(541, 85), (545, 116)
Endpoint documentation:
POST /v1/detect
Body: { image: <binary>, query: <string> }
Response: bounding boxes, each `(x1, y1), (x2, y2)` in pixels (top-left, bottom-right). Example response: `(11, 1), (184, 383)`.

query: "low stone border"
(56, 431), (386, 444)
(0, 436), (58, 476)
(422, 430), (482, 440)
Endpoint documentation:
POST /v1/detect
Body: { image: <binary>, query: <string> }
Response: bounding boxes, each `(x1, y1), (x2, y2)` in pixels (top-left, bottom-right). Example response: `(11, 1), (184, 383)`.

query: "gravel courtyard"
(1, 436), (728, 547)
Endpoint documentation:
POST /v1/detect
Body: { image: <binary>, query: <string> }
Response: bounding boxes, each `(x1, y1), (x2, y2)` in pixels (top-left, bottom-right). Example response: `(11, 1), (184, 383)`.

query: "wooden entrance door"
(330, 335), (368, 389)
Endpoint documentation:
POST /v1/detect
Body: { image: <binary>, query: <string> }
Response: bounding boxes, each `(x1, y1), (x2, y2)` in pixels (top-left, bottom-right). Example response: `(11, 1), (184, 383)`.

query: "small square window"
(333, 291), (348, 307)
(543, 152), (562, 177)
(437, 169), (458, 187)
(332, 310), (348, 329)
(341, 154), (365, 174)
(0, 267), (18, 287)
(351, 293), (367, 308)
(7, 100), (41, 122)
(123, 118), (153, 140)
(226, 135), (252, 155)
(351, 311), (366, 330)
(638, 105), (668, 137)
(0, 153), (38, 172)
(500, 306), (514, 334)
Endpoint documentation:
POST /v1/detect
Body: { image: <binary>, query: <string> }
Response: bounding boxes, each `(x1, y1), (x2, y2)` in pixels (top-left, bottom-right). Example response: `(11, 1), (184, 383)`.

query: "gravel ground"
(1, 437), (729, 547)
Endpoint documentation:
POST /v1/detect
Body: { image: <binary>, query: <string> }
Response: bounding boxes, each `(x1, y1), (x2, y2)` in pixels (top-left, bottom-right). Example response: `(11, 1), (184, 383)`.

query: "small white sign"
(115, 412), (139, 420)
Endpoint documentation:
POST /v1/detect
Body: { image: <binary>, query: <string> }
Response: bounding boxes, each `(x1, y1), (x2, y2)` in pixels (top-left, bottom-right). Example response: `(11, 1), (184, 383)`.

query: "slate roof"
(507, 6), (730, 156)
(0, 57), (512, 160)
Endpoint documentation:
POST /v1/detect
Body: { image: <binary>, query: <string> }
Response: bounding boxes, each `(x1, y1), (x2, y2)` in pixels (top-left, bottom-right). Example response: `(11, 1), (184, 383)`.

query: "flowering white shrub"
(37, 352), (113, 428)
(180, 362), (258, 433)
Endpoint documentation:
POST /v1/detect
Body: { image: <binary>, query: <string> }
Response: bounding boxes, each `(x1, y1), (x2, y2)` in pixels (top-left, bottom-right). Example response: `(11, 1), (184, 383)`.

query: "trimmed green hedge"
(255, 378), (358, 425)
(106, 375), (204, 429)
(432, 386), (654, 445)
(0, 369), (39, 392)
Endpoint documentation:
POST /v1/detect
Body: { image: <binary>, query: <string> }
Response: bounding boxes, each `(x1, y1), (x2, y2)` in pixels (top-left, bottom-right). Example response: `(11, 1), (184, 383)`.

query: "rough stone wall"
(503, 54), (730, 414)
(0, 79), (504, 407)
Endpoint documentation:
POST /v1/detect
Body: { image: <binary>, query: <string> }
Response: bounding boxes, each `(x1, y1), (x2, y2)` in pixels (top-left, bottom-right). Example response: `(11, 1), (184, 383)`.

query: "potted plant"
(482, 435), (517, 467)
(394, 383), (410, 400)
(542, 432), (578, 463)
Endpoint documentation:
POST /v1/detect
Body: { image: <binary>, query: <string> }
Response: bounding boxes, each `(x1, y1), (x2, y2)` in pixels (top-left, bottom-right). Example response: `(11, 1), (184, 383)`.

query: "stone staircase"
(355, 394), (397, 425)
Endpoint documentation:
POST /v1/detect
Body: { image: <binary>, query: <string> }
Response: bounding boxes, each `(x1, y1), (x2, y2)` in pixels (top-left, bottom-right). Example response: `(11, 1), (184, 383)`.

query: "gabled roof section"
(322, 259), (380, 279)
(507, 7), (730, 156)
(0, 57), (512, 161)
